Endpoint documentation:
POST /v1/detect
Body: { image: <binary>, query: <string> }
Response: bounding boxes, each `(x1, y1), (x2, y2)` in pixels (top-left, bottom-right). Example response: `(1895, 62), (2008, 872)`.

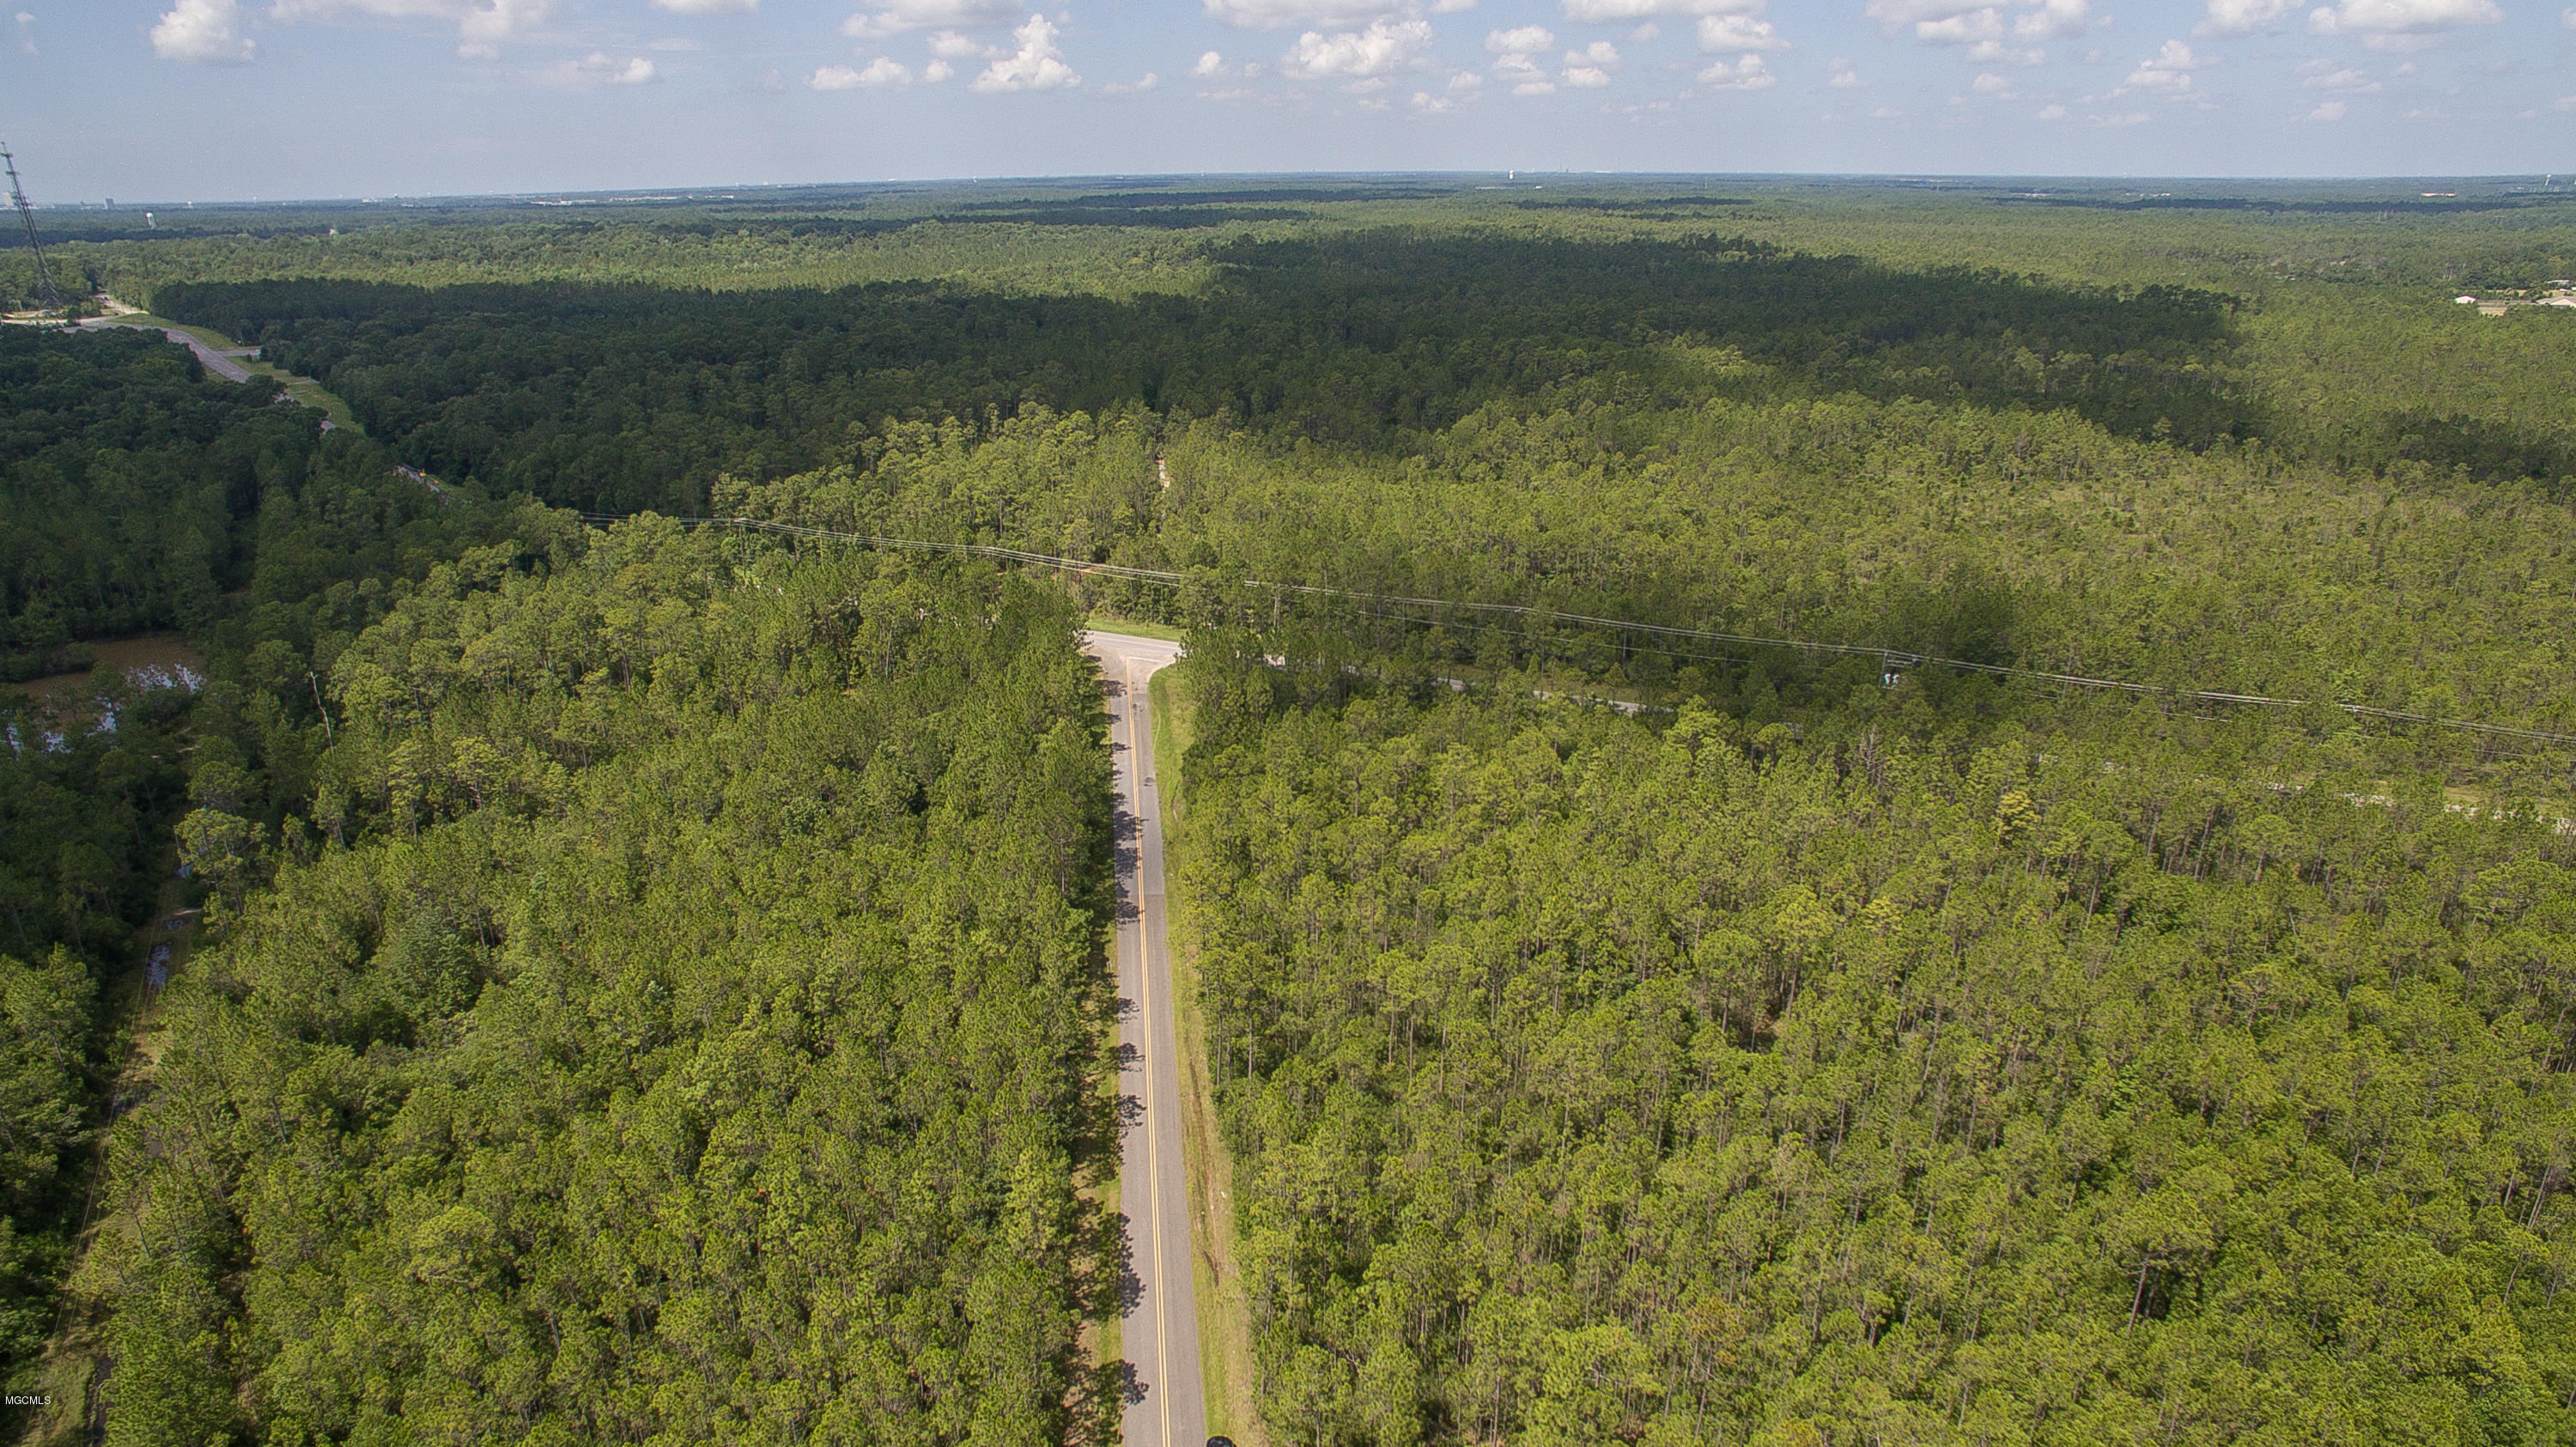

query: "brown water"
(15, 634), (208, 713)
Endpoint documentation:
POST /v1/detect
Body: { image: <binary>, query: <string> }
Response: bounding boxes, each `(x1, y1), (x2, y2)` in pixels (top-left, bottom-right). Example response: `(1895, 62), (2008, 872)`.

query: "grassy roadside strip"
(1092, 1173), (1122, 1387)
(90, 311), (366, 435)
(1087, 613), (1186, 644)
(1147, 659), (1267, 1447)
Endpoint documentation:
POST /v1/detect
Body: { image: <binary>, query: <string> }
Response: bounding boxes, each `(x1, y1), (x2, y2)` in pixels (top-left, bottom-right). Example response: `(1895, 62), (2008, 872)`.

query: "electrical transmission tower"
(3, 143), (64, 313)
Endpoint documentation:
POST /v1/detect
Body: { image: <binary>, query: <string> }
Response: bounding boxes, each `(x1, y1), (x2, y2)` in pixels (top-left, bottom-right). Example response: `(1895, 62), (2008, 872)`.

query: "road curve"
(79, 318), (257, 383)
(1082, 629), (1205, 1447)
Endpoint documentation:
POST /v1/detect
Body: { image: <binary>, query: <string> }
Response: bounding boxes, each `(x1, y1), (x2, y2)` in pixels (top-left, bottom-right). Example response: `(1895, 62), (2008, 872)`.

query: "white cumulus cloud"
(2298, 58), (2380, 88)
(1563, 0), (1765, 22)
(1866, 0), (2090, 58)
(2121, 38), (2206, 91)
(151, 0), (254, 63)
(1193, 46), (1225, 71)
(1485, 21), (1553, 49)
(1279, 17), (1430, 77)
(1206, 0), (1443, 32)
(1697, 51), (1772, 87)
(971, 12), (1078, 88)
(1828, 56), (1861, 84)
(2196, 0), (2296, 33)
(842, 0), (1016, 37)
(2013, 0), (2091, 37)
(1559, 39), (1614, 87)
(264, 0), (554, 58)
(2308, 0), (2502, 50)
(540, 50), (656, 84)
(1696, 13), (1783, 48)
(652, 0), (753, 13)
(1908, 9), (1999, 41)
(2307, 97), (2347, 118)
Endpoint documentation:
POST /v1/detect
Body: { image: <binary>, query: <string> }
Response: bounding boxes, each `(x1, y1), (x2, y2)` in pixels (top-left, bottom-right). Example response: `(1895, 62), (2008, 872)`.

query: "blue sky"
(5, 0), (2572, 198)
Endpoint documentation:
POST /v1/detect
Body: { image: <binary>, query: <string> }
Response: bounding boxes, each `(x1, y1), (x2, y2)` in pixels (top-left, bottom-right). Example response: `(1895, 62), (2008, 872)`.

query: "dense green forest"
(15, 177), (2572, 490)
(4, 319), (1133, 1444)
(3, 180), (2573, 1444)
(89, 531), (1126, 1445)
(143, 235), (2254, 514)
(716, 397), (2576, 759)
(0, 325), (519, 1401)
(0, 327), (314, 679)
(118, 201), (2575, 512)
(1170, 666), (2576, 1445)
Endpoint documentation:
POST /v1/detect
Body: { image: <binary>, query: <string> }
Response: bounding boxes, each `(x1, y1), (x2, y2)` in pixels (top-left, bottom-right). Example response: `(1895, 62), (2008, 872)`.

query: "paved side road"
(78, 319), (257, 383)
(1081, 629), (1206, 1447)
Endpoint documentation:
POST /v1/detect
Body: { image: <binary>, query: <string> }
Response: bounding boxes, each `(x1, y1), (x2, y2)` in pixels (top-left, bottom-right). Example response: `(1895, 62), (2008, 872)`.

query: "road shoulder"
(1147, 661), (1267, 1447)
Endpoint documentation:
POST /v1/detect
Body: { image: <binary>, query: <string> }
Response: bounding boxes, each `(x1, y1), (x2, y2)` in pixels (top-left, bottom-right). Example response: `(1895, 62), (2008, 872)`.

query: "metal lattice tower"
(2, 143), (64, 313)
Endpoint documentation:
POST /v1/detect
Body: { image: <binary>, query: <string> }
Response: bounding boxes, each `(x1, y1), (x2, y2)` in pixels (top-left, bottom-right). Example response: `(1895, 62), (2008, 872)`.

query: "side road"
(1083, 629), (1206, 1447)
(75, 305), (364, 432)
(78, 317), (256, 381)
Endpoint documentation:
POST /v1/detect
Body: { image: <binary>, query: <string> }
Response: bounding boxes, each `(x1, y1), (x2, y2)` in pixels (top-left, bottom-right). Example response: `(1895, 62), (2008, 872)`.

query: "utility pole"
(3, 142), (64, 313)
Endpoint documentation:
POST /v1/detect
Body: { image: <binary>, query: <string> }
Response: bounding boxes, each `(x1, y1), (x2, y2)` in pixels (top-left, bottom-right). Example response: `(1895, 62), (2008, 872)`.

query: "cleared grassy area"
(1149, 664), (1267, 1447)
(1087, 612), (1186, 644)
(264, 373), (362, 434)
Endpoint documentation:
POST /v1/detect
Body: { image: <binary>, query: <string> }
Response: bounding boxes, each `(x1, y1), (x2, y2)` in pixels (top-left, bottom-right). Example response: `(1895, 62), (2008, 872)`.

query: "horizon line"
(13, 167), (2570, 212)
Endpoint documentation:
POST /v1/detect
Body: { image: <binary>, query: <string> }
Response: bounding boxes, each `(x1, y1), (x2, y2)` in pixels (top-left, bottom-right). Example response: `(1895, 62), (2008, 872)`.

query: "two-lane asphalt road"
(1083, 629), (1206, 1447)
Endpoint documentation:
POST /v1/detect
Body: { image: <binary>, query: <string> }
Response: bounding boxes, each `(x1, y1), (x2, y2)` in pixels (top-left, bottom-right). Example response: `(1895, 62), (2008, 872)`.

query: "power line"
(1, 143), (64, 313)
(574, 512), (2576, 750)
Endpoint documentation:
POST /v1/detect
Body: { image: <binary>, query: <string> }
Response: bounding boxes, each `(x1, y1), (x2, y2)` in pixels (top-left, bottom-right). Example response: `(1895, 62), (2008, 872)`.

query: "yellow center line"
(1132, 661), (1174, 1447)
